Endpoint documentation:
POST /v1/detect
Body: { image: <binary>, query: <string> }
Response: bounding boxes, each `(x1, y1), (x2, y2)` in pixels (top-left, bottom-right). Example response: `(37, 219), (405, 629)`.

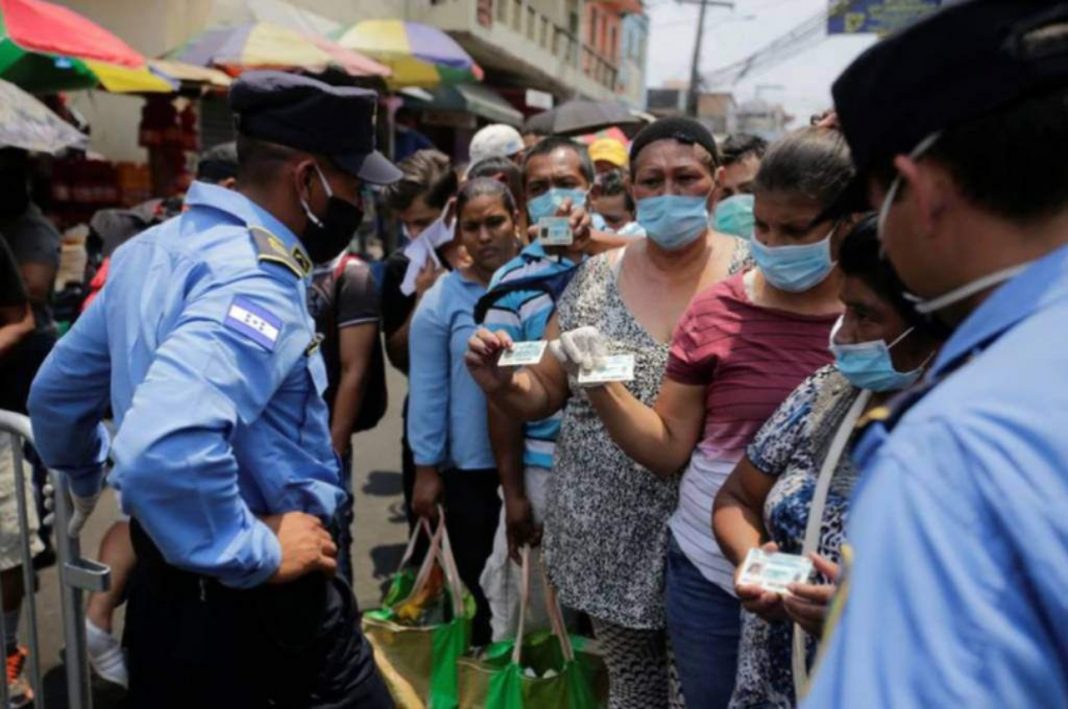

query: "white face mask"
(877, 131), (1032, 316)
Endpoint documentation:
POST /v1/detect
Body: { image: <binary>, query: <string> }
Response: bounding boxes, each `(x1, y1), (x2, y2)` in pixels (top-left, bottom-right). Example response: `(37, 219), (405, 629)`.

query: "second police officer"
(29, 71), (400, 707)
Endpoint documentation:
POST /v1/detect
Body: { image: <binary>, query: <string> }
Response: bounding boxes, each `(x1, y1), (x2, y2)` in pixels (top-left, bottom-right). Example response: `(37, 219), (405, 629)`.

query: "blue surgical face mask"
(829, 316), (924, 392)
(713, 194), (755, 240)
(636, 194), (709, 251)
(527, 187), (587, 223)
(750, 228), (836, 292)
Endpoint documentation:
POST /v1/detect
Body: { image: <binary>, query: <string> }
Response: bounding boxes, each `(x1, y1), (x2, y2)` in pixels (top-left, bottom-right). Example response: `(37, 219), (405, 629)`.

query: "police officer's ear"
(293, 158), (319, 204)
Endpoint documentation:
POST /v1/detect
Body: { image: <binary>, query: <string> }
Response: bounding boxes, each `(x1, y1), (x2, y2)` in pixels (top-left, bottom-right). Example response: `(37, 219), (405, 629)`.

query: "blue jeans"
(665, 531), (741, 709)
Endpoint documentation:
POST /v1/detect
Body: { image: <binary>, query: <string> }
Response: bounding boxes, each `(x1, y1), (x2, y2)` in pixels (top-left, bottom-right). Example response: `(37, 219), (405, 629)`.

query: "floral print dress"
(729, 366), (862, 708)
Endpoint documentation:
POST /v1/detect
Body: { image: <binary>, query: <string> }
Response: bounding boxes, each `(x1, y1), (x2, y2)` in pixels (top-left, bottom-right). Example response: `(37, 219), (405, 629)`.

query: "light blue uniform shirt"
(407, 270), (494, 471)
(28, 183), (343, 589)
(481, 242), (579, 470)
(804, 243), (1068, 707)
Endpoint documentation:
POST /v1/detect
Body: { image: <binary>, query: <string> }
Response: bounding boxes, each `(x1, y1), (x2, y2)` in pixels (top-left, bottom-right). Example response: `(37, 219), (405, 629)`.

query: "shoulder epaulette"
(249, 226), (312, 279)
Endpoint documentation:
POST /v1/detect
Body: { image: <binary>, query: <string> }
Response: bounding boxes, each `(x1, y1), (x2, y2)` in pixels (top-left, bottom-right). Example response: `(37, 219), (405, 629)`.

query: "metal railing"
(0, 410), (111, 709)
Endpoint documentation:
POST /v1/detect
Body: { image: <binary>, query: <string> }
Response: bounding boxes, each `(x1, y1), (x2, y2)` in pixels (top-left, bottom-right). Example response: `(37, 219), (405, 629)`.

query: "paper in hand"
(577, 354), (636, 385)
(497, 340), (548, 367)
(738, 548), (813, 595)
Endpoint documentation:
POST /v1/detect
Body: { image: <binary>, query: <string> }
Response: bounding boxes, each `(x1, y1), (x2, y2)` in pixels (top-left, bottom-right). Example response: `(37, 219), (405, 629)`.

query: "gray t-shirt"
(0, 203), (61, 333)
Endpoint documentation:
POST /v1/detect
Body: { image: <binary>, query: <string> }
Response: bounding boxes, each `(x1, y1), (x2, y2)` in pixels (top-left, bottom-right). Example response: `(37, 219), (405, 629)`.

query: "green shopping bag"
(363, 510), (475, 708)
(457, 548), (607, 708)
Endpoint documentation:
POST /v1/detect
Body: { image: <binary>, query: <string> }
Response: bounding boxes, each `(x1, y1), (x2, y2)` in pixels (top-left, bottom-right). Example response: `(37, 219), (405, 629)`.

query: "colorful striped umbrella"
(0, 0), (175, 93)
(168, 22), (390, 79)
(334, 20), (482, 88)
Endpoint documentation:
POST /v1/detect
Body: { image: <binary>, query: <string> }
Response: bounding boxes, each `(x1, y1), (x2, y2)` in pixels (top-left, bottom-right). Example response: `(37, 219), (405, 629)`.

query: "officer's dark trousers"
(125, 519), (393, 709)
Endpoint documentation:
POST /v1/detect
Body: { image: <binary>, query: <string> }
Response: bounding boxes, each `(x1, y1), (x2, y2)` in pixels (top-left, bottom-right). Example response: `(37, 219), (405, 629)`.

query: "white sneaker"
(85, 620), (128, 688)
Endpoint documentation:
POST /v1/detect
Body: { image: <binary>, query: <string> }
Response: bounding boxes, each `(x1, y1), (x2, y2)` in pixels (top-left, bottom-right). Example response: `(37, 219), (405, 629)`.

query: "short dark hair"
(197, 141), (238, 183)
(456, 177), (518, 221)
(383, 149), (457, 213)
(522, 136), (595, 187)
(467, 156), (523, 207)
(755, 127), (854, 215)
(839, 214), (931, 332)
(721, 133), (768, 167)
(594, 170), (634, 212)
(235, 135), (303, 186)
(916, 87), (1068, 223)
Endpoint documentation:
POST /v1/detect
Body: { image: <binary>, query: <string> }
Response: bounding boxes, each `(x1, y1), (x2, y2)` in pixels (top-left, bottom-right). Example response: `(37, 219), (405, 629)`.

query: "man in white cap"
(468, 124), (525, 167)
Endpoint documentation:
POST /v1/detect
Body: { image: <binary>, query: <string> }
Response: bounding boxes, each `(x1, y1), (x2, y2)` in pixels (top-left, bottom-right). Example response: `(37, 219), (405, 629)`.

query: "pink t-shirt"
(665, 272), (837, 587)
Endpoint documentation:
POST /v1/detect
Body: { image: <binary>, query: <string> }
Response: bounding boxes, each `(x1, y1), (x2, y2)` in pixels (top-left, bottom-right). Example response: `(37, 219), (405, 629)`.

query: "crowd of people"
(1, 1), (1066, 707)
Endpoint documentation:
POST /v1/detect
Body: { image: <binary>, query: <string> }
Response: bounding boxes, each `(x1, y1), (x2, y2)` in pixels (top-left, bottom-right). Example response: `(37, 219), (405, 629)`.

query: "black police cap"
(229, 71), (402, 185)
(829, 0), (1068, 214)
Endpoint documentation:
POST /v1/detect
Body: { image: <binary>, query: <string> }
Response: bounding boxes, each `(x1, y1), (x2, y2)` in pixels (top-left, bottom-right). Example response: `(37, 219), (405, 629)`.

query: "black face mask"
(300, 165), (364, 264)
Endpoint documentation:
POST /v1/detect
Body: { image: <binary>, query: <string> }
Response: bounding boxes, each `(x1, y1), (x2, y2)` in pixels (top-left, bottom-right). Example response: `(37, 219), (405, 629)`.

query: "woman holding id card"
(712, 217), (942, 707)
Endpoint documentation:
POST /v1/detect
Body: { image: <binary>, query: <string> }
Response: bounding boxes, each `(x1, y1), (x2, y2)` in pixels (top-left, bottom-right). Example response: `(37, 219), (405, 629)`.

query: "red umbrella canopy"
(0, 0), (144, 67)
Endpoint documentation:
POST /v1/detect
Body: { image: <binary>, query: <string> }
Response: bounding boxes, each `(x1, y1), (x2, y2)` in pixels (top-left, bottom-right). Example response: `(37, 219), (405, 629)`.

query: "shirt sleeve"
(380, 251), (416, 338)
(406, 281), (451, 467)
(746, 370), (823, 476)
(5, 209), (61, 267)
(666, 297), (714, 386)
(0, 236), (26, 306)
(802, 419), (990, 707)
(336, 259), (380, 328)
(102, 273), (307, 588)
(28, 285), (111, 496)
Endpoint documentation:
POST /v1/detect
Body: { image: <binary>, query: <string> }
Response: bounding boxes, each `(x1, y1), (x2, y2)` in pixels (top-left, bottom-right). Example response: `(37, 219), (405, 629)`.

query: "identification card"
(738, 548), (813, 594)
(497, 340), (548, 367)
(577, 354), (636, 385)
(537, 216), (573, 246)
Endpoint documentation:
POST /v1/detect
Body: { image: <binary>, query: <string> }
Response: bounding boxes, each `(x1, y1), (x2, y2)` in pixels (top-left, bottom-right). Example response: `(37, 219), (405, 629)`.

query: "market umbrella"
(334, 20), (482, 88)
(524, 100), (642, 137)
(578, 126), (630, 145)
(0, 78), (86, 153)
(149, 59), (232, 89)
(167, 22), (390, 79)
(0, 0), (175, 93)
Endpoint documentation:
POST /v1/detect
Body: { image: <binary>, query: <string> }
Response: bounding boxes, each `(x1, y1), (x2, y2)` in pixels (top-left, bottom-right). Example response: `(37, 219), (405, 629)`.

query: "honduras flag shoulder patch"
(224, 295), (283, 351)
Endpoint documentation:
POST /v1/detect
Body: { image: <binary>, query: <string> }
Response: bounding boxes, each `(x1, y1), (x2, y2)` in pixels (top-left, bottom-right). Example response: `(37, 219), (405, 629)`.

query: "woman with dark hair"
(408, 178), (520, 644)
(493, 125), (858, 707)
(466, 117), (746, 707)
(713, 215), (942, 707)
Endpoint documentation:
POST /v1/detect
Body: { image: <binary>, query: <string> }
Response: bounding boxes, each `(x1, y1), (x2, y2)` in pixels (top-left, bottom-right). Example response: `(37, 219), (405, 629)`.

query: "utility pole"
(678, 0), (734, 117)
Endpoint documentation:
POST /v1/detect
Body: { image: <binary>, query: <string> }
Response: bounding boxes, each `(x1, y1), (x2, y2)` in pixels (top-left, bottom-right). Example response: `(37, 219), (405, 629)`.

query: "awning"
(407, 83), (522, 126)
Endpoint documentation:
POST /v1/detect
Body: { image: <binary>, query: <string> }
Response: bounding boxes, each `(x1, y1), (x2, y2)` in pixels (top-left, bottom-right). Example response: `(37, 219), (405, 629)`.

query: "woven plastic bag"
(457, 548), (607, 708)
(363, 510), (475, 708)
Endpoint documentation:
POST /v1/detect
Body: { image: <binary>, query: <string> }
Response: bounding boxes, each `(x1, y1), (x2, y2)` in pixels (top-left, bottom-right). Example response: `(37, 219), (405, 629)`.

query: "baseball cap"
(589, 138), (629, 168)
(469, 124), (524, 166)
(229, 71), (402, 185)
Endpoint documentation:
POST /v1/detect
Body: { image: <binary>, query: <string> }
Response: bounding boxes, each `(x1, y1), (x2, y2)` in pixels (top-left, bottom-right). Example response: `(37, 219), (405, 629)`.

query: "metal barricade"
(0, 410), (111, 709)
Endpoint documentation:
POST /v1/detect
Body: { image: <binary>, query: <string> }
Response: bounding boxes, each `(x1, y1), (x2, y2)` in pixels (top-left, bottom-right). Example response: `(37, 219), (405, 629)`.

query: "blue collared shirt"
(805, 244), (1068, 707)
(481, 242), (580, 470)
(408, 270), (494, 471)
(28, 182), (343, 589)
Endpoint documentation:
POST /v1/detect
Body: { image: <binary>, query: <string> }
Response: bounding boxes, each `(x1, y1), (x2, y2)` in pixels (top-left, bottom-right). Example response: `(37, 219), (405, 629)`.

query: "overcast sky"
(646, 0), (878, 127)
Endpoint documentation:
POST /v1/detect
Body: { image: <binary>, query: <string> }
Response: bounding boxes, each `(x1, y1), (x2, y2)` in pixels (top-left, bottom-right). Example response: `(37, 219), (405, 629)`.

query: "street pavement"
(28, 366), (411, 707)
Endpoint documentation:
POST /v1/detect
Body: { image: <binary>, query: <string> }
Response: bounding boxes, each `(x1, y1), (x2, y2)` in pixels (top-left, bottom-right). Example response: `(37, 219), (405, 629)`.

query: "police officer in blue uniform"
(799, 2), (1068, 706)
(28, 71), (400, 707)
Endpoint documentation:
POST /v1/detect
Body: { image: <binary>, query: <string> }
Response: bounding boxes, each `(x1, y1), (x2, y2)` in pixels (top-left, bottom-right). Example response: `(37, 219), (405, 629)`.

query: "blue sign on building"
(827, 0), (942, 35)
